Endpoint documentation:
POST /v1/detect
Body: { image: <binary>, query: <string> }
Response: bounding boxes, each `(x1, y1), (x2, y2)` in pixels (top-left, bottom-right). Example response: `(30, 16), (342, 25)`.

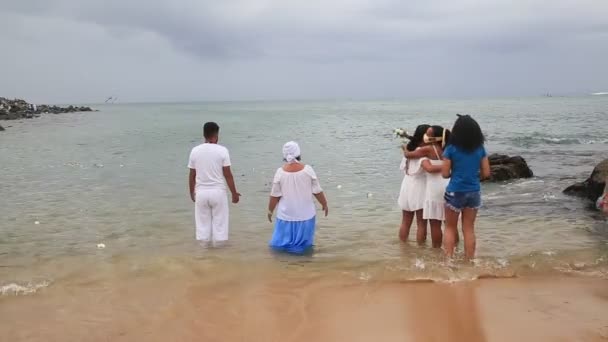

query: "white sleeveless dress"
(397, 153), (426, 212)
(422, 146), (449, 220)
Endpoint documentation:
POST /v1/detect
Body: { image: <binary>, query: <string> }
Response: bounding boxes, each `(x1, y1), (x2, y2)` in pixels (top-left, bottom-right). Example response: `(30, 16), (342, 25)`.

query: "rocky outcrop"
(0, 97), (94, 122)
(0, 124), (4, 131)
(563, 159), (608, 203)
(488, 154), (534, 181)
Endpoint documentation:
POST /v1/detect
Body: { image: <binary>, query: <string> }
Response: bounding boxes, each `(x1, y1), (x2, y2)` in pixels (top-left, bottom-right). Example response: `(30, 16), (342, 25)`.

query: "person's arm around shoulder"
(441, 145), (453, 179)
(267, 168), (282, 222)
(404, 146), (431, 159)
(480, 147), (491, 180)
(307, 166), (328, 217)
(221, 147), (241, 204)
(421, 159), (442, 173)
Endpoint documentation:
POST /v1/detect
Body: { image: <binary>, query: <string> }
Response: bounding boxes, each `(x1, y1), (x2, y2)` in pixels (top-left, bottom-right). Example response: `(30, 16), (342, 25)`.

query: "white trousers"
(195, 189), (229, 243)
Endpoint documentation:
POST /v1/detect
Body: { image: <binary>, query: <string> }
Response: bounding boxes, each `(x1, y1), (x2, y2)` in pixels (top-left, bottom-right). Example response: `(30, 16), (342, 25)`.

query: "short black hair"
(406, 124), (430, 152)
(203, 122), (220, 139)
(449, 115), (484, 152)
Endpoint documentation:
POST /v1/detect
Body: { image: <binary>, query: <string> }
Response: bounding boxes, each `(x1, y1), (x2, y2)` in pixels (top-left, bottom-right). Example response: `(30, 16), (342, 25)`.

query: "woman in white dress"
(398, 124), (430, 243)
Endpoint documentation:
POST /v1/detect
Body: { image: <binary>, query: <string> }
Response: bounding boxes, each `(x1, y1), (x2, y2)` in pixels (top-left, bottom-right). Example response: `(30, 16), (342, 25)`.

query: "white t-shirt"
(270, 165), (323, 221)
(188, 143), (231, 192)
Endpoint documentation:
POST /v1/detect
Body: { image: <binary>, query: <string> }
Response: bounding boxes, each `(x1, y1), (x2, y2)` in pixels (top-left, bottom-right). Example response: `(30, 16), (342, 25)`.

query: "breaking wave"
(0, 281), (50, 296)
(510, 135), (608, 147)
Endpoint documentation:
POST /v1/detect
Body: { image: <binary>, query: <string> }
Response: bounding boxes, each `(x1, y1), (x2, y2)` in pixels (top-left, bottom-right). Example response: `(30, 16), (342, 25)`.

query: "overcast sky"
(0, 0), (607, 103)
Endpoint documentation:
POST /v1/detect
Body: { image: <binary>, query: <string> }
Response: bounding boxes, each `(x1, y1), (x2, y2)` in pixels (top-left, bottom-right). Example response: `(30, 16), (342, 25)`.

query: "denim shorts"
(444, 191), (482, 212)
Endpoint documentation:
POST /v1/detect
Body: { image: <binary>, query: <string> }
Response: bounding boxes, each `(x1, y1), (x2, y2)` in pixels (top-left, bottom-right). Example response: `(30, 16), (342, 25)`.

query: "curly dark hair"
(406, 124), (431, 152)
(448, 114), (484, 152)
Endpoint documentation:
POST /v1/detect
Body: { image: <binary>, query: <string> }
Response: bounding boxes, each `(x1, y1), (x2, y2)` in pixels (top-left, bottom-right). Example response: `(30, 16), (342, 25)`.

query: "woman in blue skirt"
(267, 141), (329, 254)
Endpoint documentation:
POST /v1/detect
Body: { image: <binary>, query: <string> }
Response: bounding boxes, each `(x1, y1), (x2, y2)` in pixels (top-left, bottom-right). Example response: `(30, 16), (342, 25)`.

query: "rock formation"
(563, 159), (608, 204)
(488, 154), (534, 181)
(0, 97), (94, 122)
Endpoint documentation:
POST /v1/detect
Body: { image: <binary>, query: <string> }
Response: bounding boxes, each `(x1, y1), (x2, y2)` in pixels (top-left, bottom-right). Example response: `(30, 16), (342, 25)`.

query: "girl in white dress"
(404, 126), (454, 247)
(398, 124), (430, 243)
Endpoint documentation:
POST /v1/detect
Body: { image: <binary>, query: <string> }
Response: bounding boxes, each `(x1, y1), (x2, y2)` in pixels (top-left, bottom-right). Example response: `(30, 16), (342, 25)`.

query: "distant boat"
(591, 92), (608, 96)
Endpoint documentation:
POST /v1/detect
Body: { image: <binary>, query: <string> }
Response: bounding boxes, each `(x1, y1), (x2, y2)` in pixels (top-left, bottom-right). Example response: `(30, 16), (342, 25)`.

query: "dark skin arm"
(190, 167), (241, 203)
(442, 158), (451, 179)
(314, 192), (329, 217)
(480, 157), (491, 180)
(222, 166), (241, 203)
(404, 145), (442, 160)
(403, 145), (432, 159)
(268, 193), (328, 222)
(421, 159), (442, 173)
(268, 196), (281, 222)
(442, 157), (491, 180)
(189, 168), (196, 202)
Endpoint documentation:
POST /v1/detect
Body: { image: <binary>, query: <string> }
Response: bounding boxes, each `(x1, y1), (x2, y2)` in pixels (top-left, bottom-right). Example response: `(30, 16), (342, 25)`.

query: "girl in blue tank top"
(442, 115), (491, 260)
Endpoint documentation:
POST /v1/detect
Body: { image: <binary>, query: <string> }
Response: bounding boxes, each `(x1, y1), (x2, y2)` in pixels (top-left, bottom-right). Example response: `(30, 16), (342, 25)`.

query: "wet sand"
(2, 273), (608, 342)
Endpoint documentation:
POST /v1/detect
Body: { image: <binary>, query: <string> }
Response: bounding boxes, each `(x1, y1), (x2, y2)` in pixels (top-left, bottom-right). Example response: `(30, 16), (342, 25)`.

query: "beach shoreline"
(2, 271), (607, 341)
(2, 98), (607, 341)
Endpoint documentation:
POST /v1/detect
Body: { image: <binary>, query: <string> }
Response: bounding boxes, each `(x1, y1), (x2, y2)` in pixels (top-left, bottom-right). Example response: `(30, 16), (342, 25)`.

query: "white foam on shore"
(0, 281), (50, 296)
(514, 179), (544, 187)
(358, 272), (371, 281)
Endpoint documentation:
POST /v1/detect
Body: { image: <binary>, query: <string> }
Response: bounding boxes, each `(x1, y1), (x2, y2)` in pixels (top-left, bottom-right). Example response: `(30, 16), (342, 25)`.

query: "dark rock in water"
(0, 124), (4, 131)
(7, 112), (20, 120)
(0, 97), (96, 121)
(488, 154), (534, 181)
(563, 159), (608, 203)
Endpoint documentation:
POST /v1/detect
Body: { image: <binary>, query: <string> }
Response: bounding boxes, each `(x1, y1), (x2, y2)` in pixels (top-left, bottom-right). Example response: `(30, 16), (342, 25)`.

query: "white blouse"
(270, 165), (323, 221)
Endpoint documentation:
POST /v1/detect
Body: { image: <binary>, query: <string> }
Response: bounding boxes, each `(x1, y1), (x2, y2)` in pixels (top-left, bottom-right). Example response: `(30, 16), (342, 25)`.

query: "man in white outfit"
(188, 122), (240, 245)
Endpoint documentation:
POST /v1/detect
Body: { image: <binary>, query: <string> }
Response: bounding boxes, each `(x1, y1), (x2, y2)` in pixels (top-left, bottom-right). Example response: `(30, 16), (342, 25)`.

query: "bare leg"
(399, 211), (415, 242)
(461, 208), (478, 260)
(443, 207), (460, 258)
(415, 210), (428, 244)
(429, 219), (443, 248)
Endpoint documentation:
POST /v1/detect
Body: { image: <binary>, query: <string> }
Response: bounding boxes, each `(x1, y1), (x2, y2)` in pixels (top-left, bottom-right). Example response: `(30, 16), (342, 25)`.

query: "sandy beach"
(3, 0), (608, 338)
(2, 271), (607, 342)
(1, 99), (607, 341)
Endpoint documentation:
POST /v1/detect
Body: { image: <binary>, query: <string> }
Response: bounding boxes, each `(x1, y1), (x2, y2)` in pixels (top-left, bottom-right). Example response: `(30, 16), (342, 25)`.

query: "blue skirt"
(269, 217), (316, 254)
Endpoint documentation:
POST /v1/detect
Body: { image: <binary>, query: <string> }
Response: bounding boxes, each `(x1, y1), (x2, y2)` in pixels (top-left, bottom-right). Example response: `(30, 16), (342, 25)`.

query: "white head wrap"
(282, 141), (301, 163)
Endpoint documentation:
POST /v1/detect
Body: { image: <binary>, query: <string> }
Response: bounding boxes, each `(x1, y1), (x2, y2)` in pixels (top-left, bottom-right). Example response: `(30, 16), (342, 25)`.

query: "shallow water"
(1, 96), (608, 295)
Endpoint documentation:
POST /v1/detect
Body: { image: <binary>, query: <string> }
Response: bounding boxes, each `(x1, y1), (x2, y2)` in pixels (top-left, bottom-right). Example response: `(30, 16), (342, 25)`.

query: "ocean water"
(1, 96), (608, 295)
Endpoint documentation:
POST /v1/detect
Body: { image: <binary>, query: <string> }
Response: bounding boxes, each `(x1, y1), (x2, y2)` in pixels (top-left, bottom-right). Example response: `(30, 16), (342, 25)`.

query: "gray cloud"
(0, 0), (607, 102)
